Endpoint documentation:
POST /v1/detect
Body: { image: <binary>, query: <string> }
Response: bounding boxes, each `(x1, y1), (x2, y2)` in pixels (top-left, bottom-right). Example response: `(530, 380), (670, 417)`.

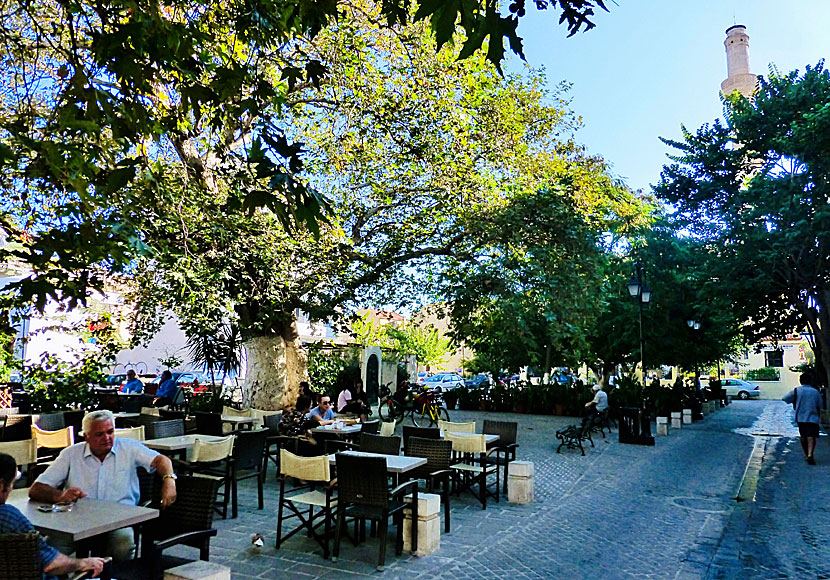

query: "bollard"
(507, 460), (535, 504)
(165, 561), (231, 580)
(682, 409), (693, 424)
(403, 492), (441, 556)
(671, 411), (682, 430)
(656, 416), (669, 436)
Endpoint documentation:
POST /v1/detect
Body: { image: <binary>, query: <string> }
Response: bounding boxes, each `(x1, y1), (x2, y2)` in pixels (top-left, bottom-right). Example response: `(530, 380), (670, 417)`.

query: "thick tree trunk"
(244, 320), (309, 411)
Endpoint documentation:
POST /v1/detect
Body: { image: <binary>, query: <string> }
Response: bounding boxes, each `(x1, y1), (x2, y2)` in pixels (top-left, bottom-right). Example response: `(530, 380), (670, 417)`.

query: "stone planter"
(656, 416), (669, 436)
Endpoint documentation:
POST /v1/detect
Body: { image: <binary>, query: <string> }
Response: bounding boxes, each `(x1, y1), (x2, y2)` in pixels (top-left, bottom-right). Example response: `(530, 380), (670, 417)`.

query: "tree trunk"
(245, 320), (309, 411)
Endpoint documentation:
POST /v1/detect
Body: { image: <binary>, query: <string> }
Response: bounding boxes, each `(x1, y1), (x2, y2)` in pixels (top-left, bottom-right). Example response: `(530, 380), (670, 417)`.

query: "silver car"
(720, 378), (761, 399)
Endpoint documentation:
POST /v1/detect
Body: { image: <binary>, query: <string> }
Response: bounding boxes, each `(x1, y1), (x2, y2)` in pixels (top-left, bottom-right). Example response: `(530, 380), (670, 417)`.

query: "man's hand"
(160, 478), (177, 509)
(57, 487), (87, 503)
(78, 557), (107, 577)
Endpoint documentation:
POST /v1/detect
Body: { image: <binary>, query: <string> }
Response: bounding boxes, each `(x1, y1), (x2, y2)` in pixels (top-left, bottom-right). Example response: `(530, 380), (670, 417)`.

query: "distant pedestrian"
(782, 371), (823, 465)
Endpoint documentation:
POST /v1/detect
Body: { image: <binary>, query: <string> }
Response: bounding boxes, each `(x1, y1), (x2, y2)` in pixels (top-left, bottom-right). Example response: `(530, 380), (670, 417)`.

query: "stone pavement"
(177, 400), (829, 579)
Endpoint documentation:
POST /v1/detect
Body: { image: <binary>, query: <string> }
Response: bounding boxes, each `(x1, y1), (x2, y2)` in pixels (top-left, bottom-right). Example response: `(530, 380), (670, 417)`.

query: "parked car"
(149, 371), (209, 396)
(718, 378), (761, 399)
(419, 372), (464, 391)
(464, 373), (491, 389)
(105, 374), (127, 387)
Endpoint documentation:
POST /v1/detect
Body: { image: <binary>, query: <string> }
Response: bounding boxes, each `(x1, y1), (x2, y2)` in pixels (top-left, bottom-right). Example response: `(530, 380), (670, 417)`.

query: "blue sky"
(508, 0), (830, 194)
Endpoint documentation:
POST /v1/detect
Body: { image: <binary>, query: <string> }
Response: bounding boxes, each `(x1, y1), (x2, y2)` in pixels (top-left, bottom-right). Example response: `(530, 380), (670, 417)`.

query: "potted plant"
(456, 385), (481, 411)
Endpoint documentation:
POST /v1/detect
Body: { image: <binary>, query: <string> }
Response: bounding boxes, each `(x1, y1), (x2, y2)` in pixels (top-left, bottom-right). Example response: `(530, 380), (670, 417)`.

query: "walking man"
(782, 371), (823, 465)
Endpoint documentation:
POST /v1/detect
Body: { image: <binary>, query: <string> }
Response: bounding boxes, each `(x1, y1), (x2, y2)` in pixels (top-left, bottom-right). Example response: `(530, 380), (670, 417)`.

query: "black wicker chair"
(401, 425), (440, 454)
(0, 532), (42, 580)
(332, 454), (418, 571)
(226, 429), (268, 518)
(405, 437), (454, 532)
(0, 415), (31, 442)
(115, 475), (220, 580)
(144, 419), (184, 440)
(358, 433), (401, 456)
(360, 420), (380, 434)
(194, 412), (224, 436)
(483, 419), (519, 493)
(158, 409), (185, 422)
(35, 412), (64, 431)
(262, 413), (283, 478)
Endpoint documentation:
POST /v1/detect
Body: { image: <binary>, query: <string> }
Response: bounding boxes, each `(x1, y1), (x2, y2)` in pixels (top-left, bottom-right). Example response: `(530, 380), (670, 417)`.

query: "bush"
(745, 367), (780, 381)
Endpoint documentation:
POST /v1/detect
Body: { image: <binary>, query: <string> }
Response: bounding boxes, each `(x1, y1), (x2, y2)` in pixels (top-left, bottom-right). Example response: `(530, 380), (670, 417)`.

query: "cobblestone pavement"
(178, 400), (828, 579)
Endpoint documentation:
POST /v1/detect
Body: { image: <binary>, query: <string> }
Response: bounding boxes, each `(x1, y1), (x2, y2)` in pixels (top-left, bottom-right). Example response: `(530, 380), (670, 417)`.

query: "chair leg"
(276, 482), (285, 548)
(257, 472), (264, 510)
(377, 517), (388, 571)
(332, 507), (344, 561)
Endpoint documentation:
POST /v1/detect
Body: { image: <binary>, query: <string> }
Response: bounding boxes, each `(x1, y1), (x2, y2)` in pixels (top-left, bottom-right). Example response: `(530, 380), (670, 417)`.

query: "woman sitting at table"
(279, 395), (320, 456)
(153, 370), (178, 407)
(336, 378), (370, 422)
(307, 395), (335, 426)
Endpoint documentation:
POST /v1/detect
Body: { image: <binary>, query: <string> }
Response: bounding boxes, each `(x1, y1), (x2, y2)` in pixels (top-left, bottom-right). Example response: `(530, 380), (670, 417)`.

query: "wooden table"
(328, 450), (426, 474)
(8, 489), (158, 544)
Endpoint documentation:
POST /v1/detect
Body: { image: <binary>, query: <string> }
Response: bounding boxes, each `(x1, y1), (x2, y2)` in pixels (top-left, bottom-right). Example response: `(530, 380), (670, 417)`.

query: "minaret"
(720, 25), (758, 98)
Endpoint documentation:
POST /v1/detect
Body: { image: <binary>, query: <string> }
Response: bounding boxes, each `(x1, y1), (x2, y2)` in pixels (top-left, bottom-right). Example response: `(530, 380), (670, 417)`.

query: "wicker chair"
(405, 437), (454, 532)
(446, 432), (500, 509)
(401, 426), (440, 454)
(194, 412), (224, 437)
(438, 420), (476, 433)
(158, 409), (185, 422)
(1, 415), (32, 442)
(227, 429), (268, 518)
(483, 419), (519, 494)
(35, 412), (64, 431)
(358, 433), (401, 456)
(276, 450), (337, 558)
(0, 532), (47, 580)
(332, 454), (418, 571)
(360, 420), (380, 434)
(115, 475), (220, 580)
(144, 419), (184, 440)
(62, 410), (84, 439)
(176, 436), (236, 519)
(114, 426), (146, 441)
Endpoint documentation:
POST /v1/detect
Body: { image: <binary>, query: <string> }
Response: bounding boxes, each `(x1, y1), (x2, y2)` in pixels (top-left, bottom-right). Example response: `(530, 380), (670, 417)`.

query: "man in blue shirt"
(153, 370), (178, 407)
(120, 369), (143, 394)
(29, 410), (178, 561)
(308, 395), (335, 426)
(0, 453), (107, 578)
(783, 370), (824, 465)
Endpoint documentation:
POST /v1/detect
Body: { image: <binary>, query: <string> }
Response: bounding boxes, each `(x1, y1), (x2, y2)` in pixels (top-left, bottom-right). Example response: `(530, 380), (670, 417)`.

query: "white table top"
(144, 433), (227, 451)
(443, 432), (500, 444)
(329, 450), (427, 473)
(312, 424), (362, 435)
(113, 412), (140, 418)
(8, 489), (158, 543)
(221, 415), (257, 425)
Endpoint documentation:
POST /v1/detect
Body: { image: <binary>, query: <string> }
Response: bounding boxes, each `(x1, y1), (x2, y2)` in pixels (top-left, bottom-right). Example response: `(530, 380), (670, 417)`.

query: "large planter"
(554, 403), (565, 416)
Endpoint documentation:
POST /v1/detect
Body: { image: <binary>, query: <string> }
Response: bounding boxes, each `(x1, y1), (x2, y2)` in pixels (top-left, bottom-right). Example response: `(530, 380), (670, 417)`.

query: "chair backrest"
(445, 432), (486, 454)
(158, 409), (185, 421)
(406, 437), (453, 471)
(145, 419), (184, 440)
(402, 425), (440, 452)
(360, 420), (380, 434)
(358, 433), (401, 456)
(222, 406), (252, 418)
(145, 475), (220, 548)
(140, 407), (160, 416)
(279, 449), (331, 482)
(438, 420), (476, 433)
(191, 435), (235, 463)
(121, 394), (150, 413)
(61, 410), (84, 437)
(35, 412), (64, 431)
(0, 532), (44, 580)
(335, 453), (389, 508)
(194, 412), (224, 436)
(482, 419), (518, 445)
(1, 415), (32, 442)
(115, 426), (146, 441)
(233, 429), (268, 471)
(262, 412), (282, 435)
(379, 421), (396, 437)
(0, 439), (37, 466)
(30, 425), (74, 449)
(251, 408), (281, 429)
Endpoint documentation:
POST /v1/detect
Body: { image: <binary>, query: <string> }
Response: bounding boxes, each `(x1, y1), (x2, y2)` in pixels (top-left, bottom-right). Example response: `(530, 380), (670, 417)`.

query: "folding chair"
(446, 432), (499, 509)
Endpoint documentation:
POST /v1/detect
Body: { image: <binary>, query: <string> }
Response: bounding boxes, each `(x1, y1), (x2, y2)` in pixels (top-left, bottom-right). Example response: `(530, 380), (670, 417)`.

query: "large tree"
(657, 63), (830, 388)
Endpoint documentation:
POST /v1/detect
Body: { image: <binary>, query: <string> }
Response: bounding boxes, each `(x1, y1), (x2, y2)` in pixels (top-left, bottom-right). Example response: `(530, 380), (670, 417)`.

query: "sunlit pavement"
(176, 400), (829, 579)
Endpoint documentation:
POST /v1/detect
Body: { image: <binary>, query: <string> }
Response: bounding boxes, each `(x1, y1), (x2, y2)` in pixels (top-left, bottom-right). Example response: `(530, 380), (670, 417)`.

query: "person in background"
(279, 395), (316, 437)
(308, 395), (335, 426)
(782, 370), (823, 465)
(28, 410), (177, 561)
(120, 369), (143, 394)
(0, 453), (108, 579)
(337, 378), (370, 421)
(299, 381), (318, 405)
(153, 370), (178, 407)
(585, 384), (608, 416)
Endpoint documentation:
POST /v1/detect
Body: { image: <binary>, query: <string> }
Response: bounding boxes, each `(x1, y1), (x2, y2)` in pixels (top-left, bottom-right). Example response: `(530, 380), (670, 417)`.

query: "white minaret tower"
(720, 25), (758, 98)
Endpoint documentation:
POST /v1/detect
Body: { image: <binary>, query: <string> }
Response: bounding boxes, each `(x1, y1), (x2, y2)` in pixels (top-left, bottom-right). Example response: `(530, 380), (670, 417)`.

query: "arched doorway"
(366, 353), (380, 404)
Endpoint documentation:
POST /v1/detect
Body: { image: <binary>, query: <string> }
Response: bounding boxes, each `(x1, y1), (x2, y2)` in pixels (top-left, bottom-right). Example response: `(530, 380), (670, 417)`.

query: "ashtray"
(38, 503), (73, 512)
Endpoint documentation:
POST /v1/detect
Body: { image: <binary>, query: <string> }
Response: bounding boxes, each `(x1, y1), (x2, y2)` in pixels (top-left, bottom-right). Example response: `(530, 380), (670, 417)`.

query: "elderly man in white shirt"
(29, 409), (177, 561)
(585, 384), (609, 414)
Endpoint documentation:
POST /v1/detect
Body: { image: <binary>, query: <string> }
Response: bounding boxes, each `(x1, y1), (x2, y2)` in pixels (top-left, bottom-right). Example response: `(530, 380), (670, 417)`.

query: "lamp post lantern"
(687, 319), (701, 388)
(627, 263), (651, 388)
(621, 262), (655, 446)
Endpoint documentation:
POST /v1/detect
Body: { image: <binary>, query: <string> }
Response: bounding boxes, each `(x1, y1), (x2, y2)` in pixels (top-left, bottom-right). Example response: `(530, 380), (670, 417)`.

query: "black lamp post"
(627, 263), (651, 388)
(686, 318), (700, 388)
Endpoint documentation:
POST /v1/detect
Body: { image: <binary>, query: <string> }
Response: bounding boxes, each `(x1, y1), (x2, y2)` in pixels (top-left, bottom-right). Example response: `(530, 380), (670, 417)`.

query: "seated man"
(584, 384), (609, 416)
(153, 370), (178, 407)
(0, 453), (107, 579)
(307, 395), (335, 426)
(120, 369), (144, 394)
(29, 410), (177, 562)
(336, 379), (370, 421)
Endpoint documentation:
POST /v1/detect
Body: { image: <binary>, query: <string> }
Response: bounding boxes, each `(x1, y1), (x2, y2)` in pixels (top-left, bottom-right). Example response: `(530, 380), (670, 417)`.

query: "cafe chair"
(0, 532), (45, 580)
(276, 449), (338, 559)
(379, 421), (396, 437)
(30, 425), (74, 461)
(483, 419), (519, 494)
(194, 412), (225, 437)
(115, 475), (220, 580)
(405, 437), (454, 532)
(176, 435), (236, 518)
(401, 425), (440, 454)
(144, 419), (184, 440)
(438, 420), (476, 433)
(62, 410), (84, 439)
(261, 413), (283, 478)
(332, 453), (418, 571)
(0, 416), (5, 442)
(446, 432), (500, 509)
(0, 439), (37, 485)
(115, 426), (146, 441)
(358, 433), (401, 456)
(35, 412), (65, 432)
(0, 415), (32, 442)
(158, 409), (185, 422)
(360, 420), (380, 434)
(312, 430), (349, 455)
(140, 406), (160, 417)
(227, 429), (268, 518)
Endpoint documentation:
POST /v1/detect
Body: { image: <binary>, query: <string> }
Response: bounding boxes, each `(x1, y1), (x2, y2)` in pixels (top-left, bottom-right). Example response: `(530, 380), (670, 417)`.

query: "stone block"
(508, 461), (535, 504)
(683, 409), (693, 424)
(404, 492), (441, 518)
(656, 416), (669, 436)
(509, 460), (534, 478)
(403, 510), (440, 556)
(165, 561), (231, 580)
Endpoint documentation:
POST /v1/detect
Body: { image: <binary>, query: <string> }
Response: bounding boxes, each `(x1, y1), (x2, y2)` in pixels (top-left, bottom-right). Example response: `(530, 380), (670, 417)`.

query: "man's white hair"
(82, 410), (115, 435)
(592, 384), (601, 391)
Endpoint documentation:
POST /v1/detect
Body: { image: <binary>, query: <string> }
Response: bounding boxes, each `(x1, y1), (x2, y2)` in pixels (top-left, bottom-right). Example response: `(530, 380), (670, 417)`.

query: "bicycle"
(378, 385), (449, 427)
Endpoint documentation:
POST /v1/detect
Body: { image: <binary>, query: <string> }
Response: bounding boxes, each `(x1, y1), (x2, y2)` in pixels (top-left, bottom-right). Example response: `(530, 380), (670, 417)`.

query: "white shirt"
(337, 389), (352, 412)
(35, 438), (159, 505)
(592, 389), (609, 411)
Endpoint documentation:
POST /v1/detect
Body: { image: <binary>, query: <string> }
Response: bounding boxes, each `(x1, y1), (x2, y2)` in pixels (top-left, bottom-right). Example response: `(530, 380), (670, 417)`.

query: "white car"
(719, 378), (761, 399)
(419, 373), (464, 391)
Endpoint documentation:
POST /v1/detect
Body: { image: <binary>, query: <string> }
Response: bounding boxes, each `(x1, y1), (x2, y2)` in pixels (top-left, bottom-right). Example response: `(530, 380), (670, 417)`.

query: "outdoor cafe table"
(311, 423), (362, 436)
(8, 488), (158, 544)
(441, 431), (500, 445)
(221, 415), (258, 430)
(144, 433), (227, 459)
(327, 450), (426, 474)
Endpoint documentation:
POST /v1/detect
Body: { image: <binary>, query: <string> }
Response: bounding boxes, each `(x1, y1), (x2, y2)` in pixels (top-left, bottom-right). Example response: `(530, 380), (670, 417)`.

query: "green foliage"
(188, 385), (232, 414)
(185, 323), (243, 386)
(385, 323), (453, 368)
(745, 367), (781, 381)
(307, 343), (350, 397)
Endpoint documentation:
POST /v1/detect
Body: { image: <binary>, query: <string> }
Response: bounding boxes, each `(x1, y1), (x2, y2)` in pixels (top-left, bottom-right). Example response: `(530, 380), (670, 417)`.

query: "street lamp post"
(624, 263), (654, 445)
(686, 319), (700, 388)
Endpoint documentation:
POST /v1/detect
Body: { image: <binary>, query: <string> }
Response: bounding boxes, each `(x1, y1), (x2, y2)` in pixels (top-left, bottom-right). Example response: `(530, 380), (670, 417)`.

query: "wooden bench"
(555, 416), (595, 456)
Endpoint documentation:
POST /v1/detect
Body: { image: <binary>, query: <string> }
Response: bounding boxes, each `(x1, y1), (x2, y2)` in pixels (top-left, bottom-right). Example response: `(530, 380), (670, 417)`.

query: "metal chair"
(405, 436), (454, 532)
(483, 419), (519, 493)
(276, 449), (337, 558)
(332, 454), (418, 571)
(438, 420), (476, 433)
(358, 433), (401, 456)
(144, 419), (184, 440)
(446, 432), (500, 509)
(401, 425), (440, 454)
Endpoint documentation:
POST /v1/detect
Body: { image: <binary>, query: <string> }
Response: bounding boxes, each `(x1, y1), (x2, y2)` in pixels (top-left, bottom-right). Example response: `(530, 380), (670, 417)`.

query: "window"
(764, 350), (784, 368)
